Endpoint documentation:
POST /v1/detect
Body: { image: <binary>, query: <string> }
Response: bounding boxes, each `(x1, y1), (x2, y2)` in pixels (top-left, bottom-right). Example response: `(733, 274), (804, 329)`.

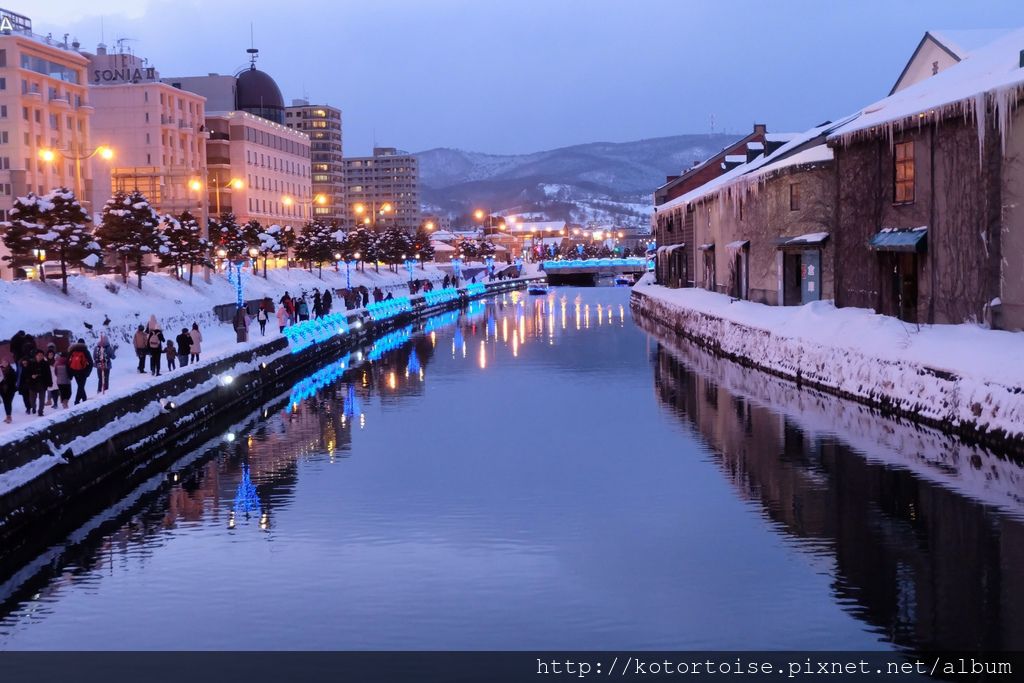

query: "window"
(789, 183), (801, 211)
(894, 141), (915, 203)
(0, 78), (5, 90)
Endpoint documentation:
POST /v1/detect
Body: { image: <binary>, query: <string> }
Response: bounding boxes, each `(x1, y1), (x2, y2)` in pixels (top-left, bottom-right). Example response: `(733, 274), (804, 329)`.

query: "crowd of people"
(0, 319), (205, 426)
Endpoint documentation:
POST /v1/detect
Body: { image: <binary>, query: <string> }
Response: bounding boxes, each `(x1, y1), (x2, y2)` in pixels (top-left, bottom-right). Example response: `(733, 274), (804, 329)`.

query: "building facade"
(0, 9), (96, 278)
(285, 99), (343, 224)
(344, 147), (420, 231)
(85, 44), (208, 221)
(205, 111), (311, 226)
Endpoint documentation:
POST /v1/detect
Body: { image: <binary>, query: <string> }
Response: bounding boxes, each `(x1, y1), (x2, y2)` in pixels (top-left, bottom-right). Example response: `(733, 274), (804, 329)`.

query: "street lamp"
(208, 176), (245, 216)
(38, 144), (114, 203)
(353, 201), (394, 230)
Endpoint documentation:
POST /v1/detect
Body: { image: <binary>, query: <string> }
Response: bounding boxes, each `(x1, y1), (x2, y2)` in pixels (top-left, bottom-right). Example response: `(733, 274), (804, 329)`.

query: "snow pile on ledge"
(632, 283), (1024, 440)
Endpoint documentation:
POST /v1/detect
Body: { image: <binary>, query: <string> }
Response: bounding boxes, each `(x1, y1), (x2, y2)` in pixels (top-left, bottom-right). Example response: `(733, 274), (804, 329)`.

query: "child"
(165, 339), (177, 371)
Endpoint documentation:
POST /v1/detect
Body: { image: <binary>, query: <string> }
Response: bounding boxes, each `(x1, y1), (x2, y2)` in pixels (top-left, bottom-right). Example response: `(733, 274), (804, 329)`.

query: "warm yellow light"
(618, 231), (624, 238)
(333, 252), (342, 260)
(559, 229), (565, 235)
(282, 195), (294, 207)
(363, 217), (371, 225)
(230, 178), (245, 190)
(353, 251), (361, 259)
(189, 179), (202, 192)
(474, 209), (485, 221)
(508, 216), (517, 224)
(425, 221), (435, 230)
(381, 202), (393, 213)
(39, 148), (56, 163)
(354, 203), (366, 215)
(593, 230), (603, 240)
(216, 248), (227, 258)
(315, 194), (327, 205)
(248, 247), (259, 258)
(97, 146), (114, 160)
(572, 228), (580, 235)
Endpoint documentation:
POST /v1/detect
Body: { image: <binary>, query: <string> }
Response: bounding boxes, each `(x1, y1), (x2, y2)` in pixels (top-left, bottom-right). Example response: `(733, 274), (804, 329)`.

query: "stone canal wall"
(0, 279), (533, 540)
(630, 285), (1024, 455)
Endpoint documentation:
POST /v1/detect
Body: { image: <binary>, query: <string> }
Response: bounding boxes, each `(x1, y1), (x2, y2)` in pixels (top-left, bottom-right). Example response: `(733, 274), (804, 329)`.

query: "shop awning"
(725, 240), (750, 251)
(868, 227), (928, 253)
(657, 244), (685, 255)
(698, 243), (715, 251)
(775, 232), (829, 249)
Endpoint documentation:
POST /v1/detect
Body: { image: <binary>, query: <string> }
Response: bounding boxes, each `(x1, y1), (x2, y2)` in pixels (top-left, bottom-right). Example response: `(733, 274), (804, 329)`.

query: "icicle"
(974, 92), (987, 166)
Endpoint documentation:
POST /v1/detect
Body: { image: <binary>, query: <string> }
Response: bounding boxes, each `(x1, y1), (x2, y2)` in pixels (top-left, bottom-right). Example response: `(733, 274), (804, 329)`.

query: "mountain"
(414, 134), (739, 229)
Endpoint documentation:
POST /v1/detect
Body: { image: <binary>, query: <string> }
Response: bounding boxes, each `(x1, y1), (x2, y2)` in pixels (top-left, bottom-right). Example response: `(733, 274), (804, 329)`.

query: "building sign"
(92, 66), (157, 84)
(800, 250), (821, 304)
(0, 8), (31, 33)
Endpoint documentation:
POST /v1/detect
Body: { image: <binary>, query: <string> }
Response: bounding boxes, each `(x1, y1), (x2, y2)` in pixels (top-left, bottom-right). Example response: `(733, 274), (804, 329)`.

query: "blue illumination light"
(283, 312), (351, 353)
(233, 465), (261, 514)
(343, 384), (361, 420)
(367, 325), (414, 360)
(407, 348), (421, 374)
(423, 309), (460, 333)
(464, 282), (486, 297)
(423, 288), (460, 307)
(540, 257), (647, 270)
(366, 297), (413, 321)
(287, 353), (351, 408)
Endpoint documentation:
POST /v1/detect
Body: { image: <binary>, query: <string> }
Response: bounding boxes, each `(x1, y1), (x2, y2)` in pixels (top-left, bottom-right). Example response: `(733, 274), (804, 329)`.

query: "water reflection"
(639, 312), (1024, 652)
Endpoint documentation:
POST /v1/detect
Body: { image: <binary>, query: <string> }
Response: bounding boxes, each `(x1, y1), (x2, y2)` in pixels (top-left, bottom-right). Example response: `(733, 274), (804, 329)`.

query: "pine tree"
(209, 212), (248, 259)
(254, 223), (289, 278)
(293, 221), (339, 277)
(376, 228), (413, 272)
(95, 190), (161, 289)
(0, 193), (45, 279)
(158, 210), (208, 285)
(478, 239), (496, 258)
(411, 226), (435, 268)
(37, 188), (100, 294)
(344, 227), (375, 272)
(457, 239), (479, 261)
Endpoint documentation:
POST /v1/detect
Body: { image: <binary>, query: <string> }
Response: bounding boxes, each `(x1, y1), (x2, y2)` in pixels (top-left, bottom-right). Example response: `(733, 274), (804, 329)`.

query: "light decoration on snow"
(541, 257), (647, 269)
(366, 297), (412, 321)
(451, 258), (463, 280)
(225, 259), (249, 308)
(485, 255), (495, 275)
(287, 353), (351, 409)
(232, 465), (261, 514)
(404, 259), (417, 282)
(464, 282), (486, 298)
(423, 287), (460, 307)
(283, 312), (351, 354)
(220, 374), (235, 386)
(367, 324), (414, 361)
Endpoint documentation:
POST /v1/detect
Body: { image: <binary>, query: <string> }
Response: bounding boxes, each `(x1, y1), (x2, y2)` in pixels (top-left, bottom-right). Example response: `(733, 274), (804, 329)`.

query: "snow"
(784, 231), (830, 244)
(830, 27), (1024, 154)
(633, 283), (1024, 439)
(927, 29), (1014, 58)
(724, 154), (747, 163)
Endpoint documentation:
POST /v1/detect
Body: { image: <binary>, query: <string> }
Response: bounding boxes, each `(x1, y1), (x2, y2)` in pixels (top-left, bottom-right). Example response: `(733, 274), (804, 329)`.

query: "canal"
(0, 286), (1021, 651)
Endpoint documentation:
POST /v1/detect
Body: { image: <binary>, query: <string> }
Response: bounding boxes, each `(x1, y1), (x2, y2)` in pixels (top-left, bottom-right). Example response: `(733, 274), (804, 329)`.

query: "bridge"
(541, 257), (651, 286)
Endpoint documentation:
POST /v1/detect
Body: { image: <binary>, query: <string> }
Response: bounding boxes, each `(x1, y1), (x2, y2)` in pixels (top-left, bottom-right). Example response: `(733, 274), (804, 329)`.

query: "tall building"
(164, 50), (311, 226)
(285, 99), (343, 224)
(344, 147), (420, 231)
(85, 43), (208, 221)
(0, 8), (96, 278)
(205, 111), (311, 225)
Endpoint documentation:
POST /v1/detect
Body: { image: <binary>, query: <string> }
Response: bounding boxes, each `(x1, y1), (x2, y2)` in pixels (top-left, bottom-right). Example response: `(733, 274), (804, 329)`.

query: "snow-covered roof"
(430, 230), (458, 241)
(431, 241), (456, 251)
(509, 220), (565, 233)
(830, 27), (1024, 145)
(747, 142), (765, 150)
(724, 155), (746, 163)
(656, 119), (850, 215)
(928, 29), (1013, 58)
(764, 133), (799, 143)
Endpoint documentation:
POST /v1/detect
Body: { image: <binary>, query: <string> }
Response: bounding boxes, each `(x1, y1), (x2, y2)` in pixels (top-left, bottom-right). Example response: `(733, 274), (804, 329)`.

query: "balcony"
(49, 96), (71, 109)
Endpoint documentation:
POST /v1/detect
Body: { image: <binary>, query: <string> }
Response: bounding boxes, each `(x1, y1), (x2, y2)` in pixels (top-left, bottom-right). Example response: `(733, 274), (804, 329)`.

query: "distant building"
(285, 99), (343, 224)
(163, 50), (285, 125)
(344, 147), (420, 231)
(85, 43), (208, 221)
(0, 9), (95, 278)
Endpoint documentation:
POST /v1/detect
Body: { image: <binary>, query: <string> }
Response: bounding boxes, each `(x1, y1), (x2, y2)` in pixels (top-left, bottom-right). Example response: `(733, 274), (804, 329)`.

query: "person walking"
(146, 316), (165, 376)
(0, 358), (16, 423)
(165, 339), (177, 371)
(312, 290), (322, 319)
(256, 305), (269, 336)
(93, 333), (114, 394)
(53, 351), (72, 408)
(276, 303), (289, 332)
(67, 338), (93, 405)
(45, 348), (59, 409)
(282, 292), (295, 324)
(297, 297), (310, 322)
(133, 324), (148, 373)
(9, 331), (25, 363)
(322, 289), (333, 314)
(189, 323), (203, 363)
(15, 357), (31, 414)
(233, 306), (250, 343)
(175, 328), (192, 368)
(26, 350), (52, 416)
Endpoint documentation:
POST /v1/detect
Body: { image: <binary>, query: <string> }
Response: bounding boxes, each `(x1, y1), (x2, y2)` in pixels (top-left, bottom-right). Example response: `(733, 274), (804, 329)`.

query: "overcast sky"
(27, 0), (1024, 155)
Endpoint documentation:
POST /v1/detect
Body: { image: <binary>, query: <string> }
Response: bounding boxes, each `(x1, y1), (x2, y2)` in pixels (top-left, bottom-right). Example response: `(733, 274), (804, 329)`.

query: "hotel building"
(343, 147), (420, 231)
(85, 44), (208, 220)
(0, 9), (97, 278)
(285, 99), (343, 224)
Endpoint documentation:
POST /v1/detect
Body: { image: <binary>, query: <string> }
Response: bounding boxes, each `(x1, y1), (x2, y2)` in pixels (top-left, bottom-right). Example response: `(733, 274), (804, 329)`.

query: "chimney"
(753, 123), (767, 137)
(96, 42), (107, 55)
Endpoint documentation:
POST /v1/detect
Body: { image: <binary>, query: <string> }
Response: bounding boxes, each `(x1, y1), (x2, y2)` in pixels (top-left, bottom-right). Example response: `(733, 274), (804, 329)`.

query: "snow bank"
(632, 283), (1024, 444)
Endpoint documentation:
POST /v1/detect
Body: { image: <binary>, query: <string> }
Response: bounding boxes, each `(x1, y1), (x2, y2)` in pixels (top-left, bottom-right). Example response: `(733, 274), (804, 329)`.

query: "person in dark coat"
(21, 333), (38, 362)
(175, 328), (192, 368)
(233, 306), (250, 343)
(67, 338), (93, 404)
(9, 330), (25, 363)
(0, 358), (17, 423)
(312, 290), (322, 319)
(54, 351), (72, 407)
(442, 274), (450, 289)
(26, 349), (53, 415)
(145, 316), (165, 376)
(93, 333), (114, 394)
(359, 286), (370, 307)
(15, 358), (31, 414)
(322, 289), (333, 314)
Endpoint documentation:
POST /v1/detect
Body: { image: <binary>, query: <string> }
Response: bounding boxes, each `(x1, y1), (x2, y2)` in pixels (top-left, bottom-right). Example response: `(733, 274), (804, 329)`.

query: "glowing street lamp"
(38, 144), (114, 203)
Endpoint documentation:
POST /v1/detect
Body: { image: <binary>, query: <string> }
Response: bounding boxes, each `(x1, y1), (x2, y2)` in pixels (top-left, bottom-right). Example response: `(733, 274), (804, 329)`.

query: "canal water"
(0, 286), (1021, 651)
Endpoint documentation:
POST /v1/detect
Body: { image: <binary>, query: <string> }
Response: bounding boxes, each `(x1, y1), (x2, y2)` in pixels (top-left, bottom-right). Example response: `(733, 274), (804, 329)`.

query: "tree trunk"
(263, 255), (268, 279)
(122, 255), (129, 284)
(60, 249), (68, 295)
(136, 256), (144, 289)
(188, 262), (195, 286)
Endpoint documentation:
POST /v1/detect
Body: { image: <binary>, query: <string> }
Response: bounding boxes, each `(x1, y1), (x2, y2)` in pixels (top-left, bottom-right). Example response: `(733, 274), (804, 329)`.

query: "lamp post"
(404, 257), (416, 285)
(207, 176), (245, 217)
(30, 248), (46, 281)
(353, 201), (394, 230)
(38, 144), (114, 206)
(451, 257), (463, 285)
(283, 193), (328, 222)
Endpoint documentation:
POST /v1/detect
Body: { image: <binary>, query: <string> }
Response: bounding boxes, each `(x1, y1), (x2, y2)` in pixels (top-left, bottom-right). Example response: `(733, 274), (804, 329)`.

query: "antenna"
(100, 16), (104, 44)
(709, 113), (715, 135)
(245, 22), (259, 69)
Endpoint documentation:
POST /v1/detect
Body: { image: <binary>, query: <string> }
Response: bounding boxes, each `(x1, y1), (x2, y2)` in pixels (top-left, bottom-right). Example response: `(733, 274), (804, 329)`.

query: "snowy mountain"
(415, 134), (739, 228)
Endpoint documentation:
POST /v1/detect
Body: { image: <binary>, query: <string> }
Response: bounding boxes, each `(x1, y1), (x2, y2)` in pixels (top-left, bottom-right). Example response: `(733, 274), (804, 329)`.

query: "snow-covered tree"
(0, 193), (45, 280)
(343, 227), (375, 272)
(158, 210), (209, 285)
(410, 226), (435, 268)
(253, 223), (289, 278)
(293, 221), (341, 277)
(457, 239), (479, 260)
(35, 188), (100, 294)
(95, 190), (162, 289)
(376, 227), (413, 272)
(478, 239), (496, 258)
(209, 212), (248, 259)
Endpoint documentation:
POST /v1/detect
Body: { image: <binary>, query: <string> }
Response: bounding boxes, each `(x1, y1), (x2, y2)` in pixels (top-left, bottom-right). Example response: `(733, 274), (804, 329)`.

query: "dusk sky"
(28, 0), (1024, 156)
